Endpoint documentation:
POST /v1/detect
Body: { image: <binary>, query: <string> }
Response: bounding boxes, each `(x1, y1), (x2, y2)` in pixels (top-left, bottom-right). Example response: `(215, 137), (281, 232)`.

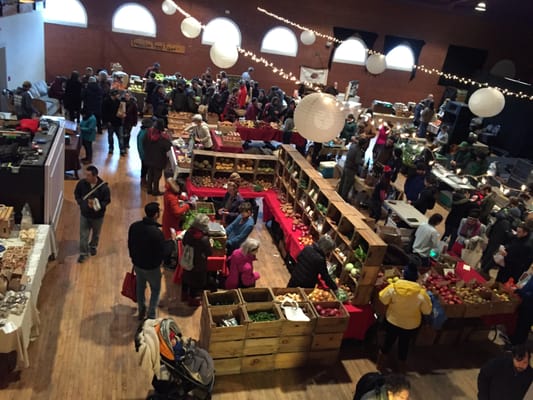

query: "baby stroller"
(135, 318), (215, 400)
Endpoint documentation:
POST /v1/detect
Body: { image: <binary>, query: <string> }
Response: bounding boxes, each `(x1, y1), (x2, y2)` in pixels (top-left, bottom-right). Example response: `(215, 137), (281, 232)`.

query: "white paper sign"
(463, 264), (471, 271)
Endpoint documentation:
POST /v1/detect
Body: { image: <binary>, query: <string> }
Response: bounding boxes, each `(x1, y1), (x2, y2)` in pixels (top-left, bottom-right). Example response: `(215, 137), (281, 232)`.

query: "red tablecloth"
(210, 130), (243, 153)
(186, 178), (273, 199)
(236, 125), (307, 148)
(343, 304), (376, 340)
(176, 238), (227, 274)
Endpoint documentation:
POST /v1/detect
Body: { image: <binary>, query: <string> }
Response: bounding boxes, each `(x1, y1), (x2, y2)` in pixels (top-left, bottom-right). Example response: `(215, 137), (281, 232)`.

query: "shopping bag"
(461, 247), (483, 269)
(121, 266), (137, 303)
(180, 244), (195, 271)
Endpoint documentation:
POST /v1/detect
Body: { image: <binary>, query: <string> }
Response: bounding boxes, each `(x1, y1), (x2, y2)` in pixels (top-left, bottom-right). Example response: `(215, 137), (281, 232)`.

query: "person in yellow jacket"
(377, 256), (432, 372)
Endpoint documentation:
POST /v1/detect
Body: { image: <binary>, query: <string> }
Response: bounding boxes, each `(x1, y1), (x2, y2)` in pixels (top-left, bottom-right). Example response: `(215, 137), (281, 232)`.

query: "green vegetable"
(336, 288), (348, 302)
(354, 245), (367, 263)
(212, 240), (223, 250)
(182, 211), (196, 230)
(248, 311), (277, 322)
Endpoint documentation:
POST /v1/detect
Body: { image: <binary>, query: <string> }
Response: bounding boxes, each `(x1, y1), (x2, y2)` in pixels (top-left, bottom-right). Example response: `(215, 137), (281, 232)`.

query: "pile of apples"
(424, 272), (463, 305)
(314, 304), (343, 317)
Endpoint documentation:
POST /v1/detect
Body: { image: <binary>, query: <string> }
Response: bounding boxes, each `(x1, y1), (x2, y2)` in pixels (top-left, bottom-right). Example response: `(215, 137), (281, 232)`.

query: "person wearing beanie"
(287, 235), (338, 291)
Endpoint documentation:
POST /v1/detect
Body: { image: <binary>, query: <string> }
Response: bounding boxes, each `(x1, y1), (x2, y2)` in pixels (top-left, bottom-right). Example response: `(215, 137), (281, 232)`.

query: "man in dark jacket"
(338, 137), (368, 202)
(413, 176), (438, 214)
(288, 235), (338, 291)
(496, 223), (533, 283)
(128, 202), (175, 320)
(477, 345), (533, 400)
(102, 89), (125, 155)
(143, 119), (171, 195)
(82, 76), (104, 134)
(443, 191), (476, 245)
(404, 162), (426, 203)
(14, 81), (38, 119)
(170, 80), (190, 112)
(74, 165), (111, 263)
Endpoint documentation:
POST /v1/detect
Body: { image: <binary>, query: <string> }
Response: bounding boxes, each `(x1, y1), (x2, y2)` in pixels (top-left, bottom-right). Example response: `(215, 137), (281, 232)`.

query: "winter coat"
(420, 106), (435, 123)
(413, 185), (437, 214)
(80, 115), (97, 142)
(481, 211), (515, 270)
(404, 173), (426, 202)
(379, 279), (432, 330)
(15, 89), (36, 119)
(162, 183), (190, 240)
(182, 227), (212, 289)
(479, 192), (496, 224)
(137, 128), (148, 160)
(143, 128), (171, 169)
(226, 215), (254, 252)
(289, 244), (338, 291)
(225, 249), (260, 289)
(238, 86), (248, 108)
(189, 122), (213, 149)
(64, 79), (82, 110)
(445, 195), (475, 232)
(102, 96), (122, 126)
(477, 355), (533, 400)
(344, 142), (364, 171)
(152, 92), (167, 118)
(340, 121), (357, 141)
(170, 88), (189, 112)
(244, 103), (259, 121)
(82, 82), (103, 115)
(221, 192), (244, 226)
(74, 177), (111, 219)
(496, 236), (533, 283)
(124, 99), (138, 128)
(128, 217), (173, 270)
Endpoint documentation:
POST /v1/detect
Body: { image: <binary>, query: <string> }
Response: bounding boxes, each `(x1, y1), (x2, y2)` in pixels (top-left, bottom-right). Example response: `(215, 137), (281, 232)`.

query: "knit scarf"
(460, 219), (481, 238)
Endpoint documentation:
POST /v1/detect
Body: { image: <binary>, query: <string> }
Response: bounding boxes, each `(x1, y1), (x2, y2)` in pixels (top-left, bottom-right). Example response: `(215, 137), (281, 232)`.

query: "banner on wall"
(130, 38), (185, 54)
(299, 66), (328, 85)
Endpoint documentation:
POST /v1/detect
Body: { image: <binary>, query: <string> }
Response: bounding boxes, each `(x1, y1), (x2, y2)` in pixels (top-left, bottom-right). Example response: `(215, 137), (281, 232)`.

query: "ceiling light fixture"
(475, 2), (486, 12)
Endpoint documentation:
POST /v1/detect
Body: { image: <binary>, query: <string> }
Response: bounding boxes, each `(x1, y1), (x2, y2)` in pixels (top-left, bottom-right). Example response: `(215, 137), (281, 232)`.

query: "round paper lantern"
(161, 0), (176, 15)
(294, 93), (345, 143)
(181, 17), (202, 39)
(468, 87), (505, 118)
(366, 54), (387, 75)
(300, 30), (316, 46)
(210, 41), (239, 69)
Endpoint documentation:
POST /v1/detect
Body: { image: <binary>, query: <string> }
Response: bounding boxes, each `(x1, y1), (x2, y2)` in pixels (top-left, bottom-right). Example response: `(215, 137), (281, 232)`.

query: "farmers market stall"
(235, 123), (307, 148)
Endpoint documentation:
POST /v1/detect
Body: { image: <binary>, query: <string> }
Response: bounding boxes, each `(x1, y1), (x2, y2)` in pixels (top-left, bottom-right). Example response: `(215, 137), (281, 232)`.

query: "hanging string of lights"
(257, 6), (533, 101)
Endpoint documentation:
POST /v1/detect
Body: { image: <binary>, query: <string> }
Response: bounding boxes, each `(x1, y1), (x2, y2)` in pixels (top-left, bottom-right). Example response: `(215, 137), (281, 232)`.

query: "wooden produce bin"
(243, 337), (279, 356)
(214, 357), (241, 376)
(202, 289), (242, 308)
(275, 352), (308, 369)
(438, 296), (466, 319)
(195, 201), (216, 220)
(311, 301), (349, 334)
(272, 287), (306, 303)
(352, 284), (375, 306)
(245, 302), (284, 338)
(308, 349), (340, 366)
(311, 332), (344, 351)
(279, 301), (317, 336)
(241, 354), (275, 373)
(278, 335), (313, 353)
(240, 287), (275, 308)
(200, 305), (248, 347)
(0, 205), (14, 238)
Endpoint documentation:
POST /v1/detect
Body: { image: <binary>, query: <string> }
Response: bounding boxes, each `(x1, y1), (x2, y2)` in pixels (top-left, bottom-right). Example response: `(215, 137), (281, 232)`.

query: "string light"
(162, 0), (321, 90)
(257, 7), (533, 102)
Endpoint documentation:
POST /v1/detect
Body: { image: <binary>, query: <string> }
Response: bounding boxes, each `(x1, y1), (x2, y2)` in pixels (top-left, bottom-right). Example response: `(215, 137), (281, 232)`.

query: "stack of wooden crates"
(199, 287), (349, 375)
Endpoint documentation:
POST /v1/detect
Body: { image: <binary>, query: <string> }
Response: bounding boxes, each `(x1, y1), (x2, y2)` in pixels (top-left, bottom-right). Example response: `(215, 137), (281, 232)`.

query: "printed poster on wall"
(299, 66), (328, 85)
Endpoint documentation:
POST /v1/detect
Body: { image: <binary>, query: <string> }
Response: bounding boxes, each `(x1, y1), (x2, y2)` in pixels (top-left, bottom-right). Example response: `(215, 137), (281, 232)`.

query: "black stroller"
(135, 318), (215, 400)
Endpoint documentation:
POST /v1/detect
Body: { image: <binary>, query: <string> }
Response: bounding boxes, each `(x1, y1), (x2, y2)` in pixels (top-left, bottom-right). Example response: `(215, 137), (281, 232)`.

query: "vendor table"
(210, 131), (242, 153)
(174, 239), (227, 281)
(343, 303), (375, 340)
(64, 133), (81, 179)
(384, 200), (428, 228)
(185, 178), (271, 199)
(236, 125), (306, 148)
(0, 225), (52, 368)
(431, 164), (475, 191)
(169, 148), (191, 179)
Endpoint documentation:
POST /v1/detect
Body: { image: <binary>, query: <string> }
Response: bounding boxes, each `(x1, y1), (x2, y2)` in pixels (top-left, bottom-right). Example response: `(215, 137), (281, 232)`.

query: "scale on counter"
(208, 222), (226, 237)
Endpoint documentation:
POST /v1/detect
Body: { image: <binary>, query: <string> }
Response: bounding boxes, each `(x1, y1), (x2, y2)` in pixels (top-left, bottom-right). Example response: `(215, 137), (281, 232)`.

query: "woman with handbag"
(225, 238), (260, 289)
(181, 214), (212, 307)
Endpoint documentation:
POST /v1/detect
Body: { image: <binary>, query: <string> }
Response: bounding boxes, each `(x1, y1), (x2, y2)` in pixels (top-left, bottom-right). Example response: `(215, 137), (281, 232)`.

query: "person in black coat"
(102, 89), (125, 155)
(128, 202), (176, 320)
(143, 119), (171, 196)
(74, 165), (111, 263)
(511, 267), (533, 345)
(218, 181), (244, 226)
(338, 137), (368, 202)
(442, 191), (476, 245)
(496, 224), (533, 283)
(151, 85), (168, 127)
(64, 71), (82, 122)
(288, 235), (338, 291)
(181, 214), (213, 307)
(82, 76), (104, 134)
(477, 345), (533, 400)
(413, 176), (438, 214)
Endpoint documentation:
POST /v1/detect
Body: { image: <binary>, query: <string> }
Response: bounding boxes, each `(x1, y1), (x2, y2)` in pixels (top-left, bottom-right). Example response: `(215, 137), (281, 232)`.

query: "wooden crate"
(240, 287), (275, 307)
(356, 229), (387, 266)
(0, 205), (14, 238)
(241, 354), (275, 373)
(358, 266), (381, 286)
(278, 335), (312, 353)
(274, 352), (308, 369)
(310, 301), (349, 334)
(352, 284), (375, 306)
(213, 357), (241, 376)
(438, 296), (466, 319)
(210, 236), (226, 257)
(415, 324), (438, 346)
(272, 287), (306, 303)
(243, 337), (279, 356)
(436, 328), (463, 345)
(200, 305), (248, 343)
(202, 290), (242, 307)
(307, 349), (340, 366)
(279, 302), (317, 336)
(195, 201), (216, 220)
(301, 288), (337, 303)
(208, 339), (244, 358)
(245, 303), (284, 338)
(311, 332), (344, 350)
(217, 121), (237, 134)
(463, 302), (492, 318)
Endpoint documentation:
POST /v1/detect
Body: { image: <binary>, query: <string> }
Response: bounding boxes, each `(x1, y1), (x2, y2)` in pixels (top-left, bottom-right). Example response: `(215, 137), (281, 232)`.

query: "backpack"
(353, 372), (385, 400)
(180, 244), (195, 271)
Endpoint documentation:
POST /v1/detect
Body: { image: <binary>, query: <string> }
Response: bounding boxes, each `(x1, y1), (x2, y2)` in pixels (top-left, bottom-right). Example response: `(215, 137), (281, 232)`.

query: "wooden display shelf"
(241, 354), (275, 373)
(278, 335), (313, 352)
(245, 302), (284, 338)
(202, 289), (242, 308)
(200, 305), (248, 343)
(311, 332), (344, 350)
(274, 352), (308, 369)
(240, 287), (275, 307)
(309, 301), (349, 334)
(214, 357), (241, 376)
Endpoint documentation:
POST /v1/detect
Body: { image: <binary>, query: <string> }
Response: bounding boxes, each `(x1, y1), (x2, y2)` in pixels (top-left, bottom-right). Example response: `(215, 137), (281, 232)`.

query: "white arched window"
(260, 27), (298, 57)
(333, 37), (367, 65)
(202, 17), (242, 46)
(42, 0), (87, 28)
(112, 3), (156, 37)
(385, 44), (415, 71)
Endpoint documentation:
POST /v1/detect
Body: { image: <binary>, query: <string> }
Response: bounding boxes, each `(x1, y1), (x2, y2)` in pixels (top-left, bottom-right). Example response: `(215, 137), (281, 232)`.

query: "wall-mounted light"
(475, 2), (487, 12)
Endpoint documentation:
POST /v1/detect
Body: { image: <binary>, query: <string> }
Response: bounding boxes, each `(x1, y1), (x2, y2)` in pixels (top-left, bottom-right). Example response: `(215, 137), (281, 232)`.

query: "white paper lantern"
(300, 30), (316, 46)
(468, 87), (506, 118)
(366, 54), (387, 75)
(161, 0), (177, 15)
(181, 17), (202, 39)
(294, 93), (345, 143)
(210, 41), (239, 69)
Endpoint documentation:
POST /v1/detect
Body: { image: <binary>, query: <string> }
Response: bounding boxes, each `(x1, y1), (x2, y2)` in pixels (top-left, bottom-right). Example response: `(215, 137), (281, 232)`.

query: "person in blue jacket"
(137, 118), (154, 187)
(80, 108), (96, 164)
(226, 202), (254, 255)
(404, 162), (427, 203)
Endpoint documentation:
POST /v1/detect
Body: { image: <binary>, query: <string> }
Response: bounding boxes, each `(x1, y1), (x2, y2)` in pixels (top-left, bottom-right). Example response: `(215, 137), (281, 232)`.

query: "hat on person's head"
(509, 207), (521, 219)
(459, 141), (469, 148)
(88, 76), (97, 83)
(192, 114), (203, 122)
(191, 214), (210, 232)
(317, 235), (335, 254)
(229, 172), (241, 182)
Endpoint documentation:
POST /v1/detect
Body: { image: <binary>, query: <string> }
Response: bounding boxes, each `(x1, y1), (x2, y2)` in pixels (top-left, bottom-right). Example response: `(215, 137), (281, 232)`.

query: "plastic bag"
(427, 291), (447, 330)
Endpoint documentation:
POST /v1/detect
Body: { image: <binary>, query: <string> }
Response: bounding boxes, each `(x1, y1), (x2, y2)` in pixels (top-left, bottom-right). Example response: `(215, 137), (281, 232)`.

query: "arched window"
(260, 27), (298, 57)
(385, 44), (415, 71)
(112, 3), (156, 38)
(202, 17), (241, 46)
(42, 0), (87, 28)
(332, 37), (367, 65)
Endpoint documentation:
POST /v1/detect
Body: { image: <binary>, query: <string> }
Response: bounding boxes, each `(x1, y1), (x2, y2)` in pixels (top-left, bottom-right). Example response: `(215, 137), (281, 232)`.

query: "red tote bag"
(121, 266), (137, 303)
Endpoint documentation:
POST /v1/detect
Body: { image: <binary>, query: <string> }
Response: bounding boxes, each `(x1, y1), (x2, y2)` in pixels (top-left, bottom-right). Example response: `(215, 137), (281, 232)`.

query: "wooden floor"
(0, 126), (504, 399)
